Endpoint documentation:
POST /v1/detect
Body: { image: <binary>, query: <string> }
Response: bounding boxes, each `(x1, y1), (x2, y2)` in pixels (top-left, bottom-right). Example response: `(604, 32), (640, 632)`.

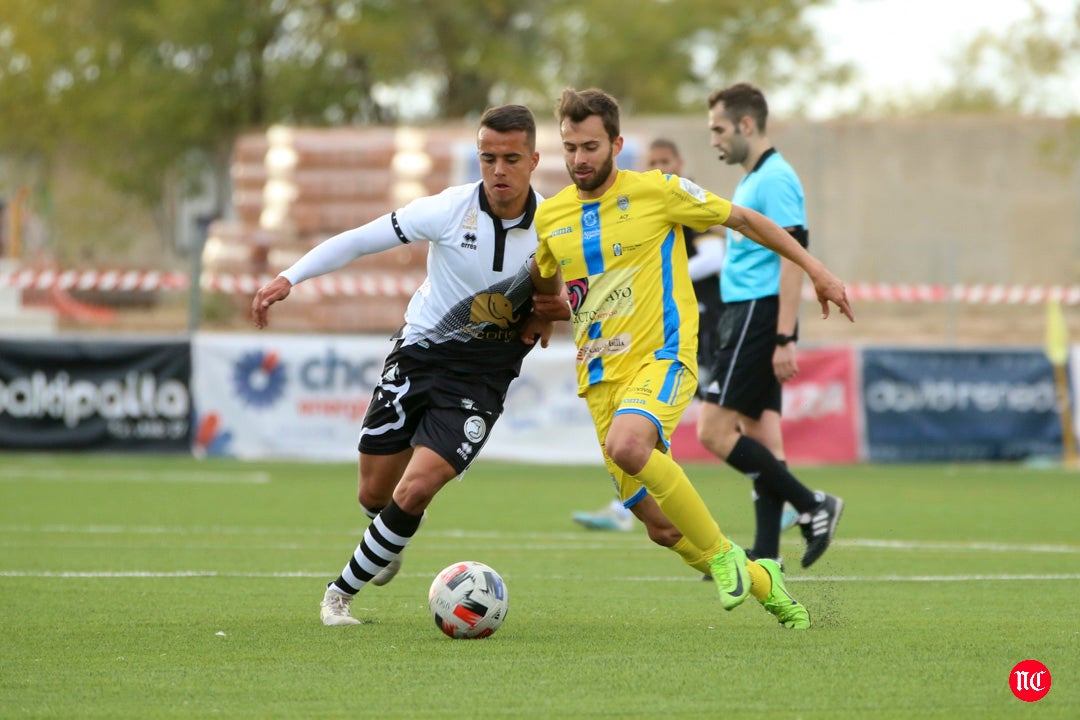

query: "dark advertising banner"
(862, 348), (1060, 462)
(0, 338), (192, 451)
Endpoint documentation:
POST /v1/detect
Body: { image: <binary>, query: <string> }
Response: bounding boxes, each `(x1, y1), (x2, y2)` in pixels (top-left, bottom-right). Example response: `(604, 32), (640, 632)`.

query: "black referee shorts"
(702, 295), (782, 419)
(358, 343), (513, 474)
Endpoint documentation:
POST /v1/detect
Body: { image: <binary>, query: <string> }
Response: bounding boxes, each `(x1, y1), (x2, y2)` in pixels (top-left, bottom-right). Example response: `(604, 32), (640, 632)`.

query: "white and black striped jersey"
(281, 180), (542, 374)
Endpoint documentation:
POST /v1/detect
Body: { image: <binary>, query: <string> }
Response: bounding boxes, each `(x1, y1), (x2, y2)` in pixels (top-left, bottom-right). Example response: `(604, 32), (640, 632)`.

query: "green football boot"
(708, 542), (750, 611)
(757, 558), (811, 629)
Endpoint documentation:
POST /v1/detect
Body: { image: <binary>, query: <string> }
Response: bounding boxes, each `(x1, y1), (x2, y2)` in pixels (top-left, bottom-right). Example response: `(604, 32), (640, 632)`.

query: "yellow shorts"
(584, 359), (697, 507)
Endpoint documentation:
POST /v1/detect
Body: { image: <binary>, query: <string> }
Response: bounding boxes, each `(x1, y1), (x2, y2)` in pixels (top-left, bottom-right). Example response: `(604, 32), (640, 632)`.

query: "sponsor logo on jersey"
(468, 293), (518, 329)
(571, 282), (634, 325)
(463, 292), (520, 341)
(461, 232), (477, 250)
(576, 333), (632, 363)
(551, 226), (573, 237)
(678, 177), (707, 202)
(566, 278), (589, 313)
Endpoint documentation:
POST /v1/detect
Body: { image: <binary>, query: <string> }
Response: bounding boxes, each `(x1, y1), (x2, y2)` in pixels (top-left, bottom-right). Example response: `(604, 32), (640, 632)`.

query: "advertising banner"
(862, 348), (1060, 462)
(192, 334), (603, 464)
(0, 337), (192, 451)
(670, 346), (860, 465)
(192, 333), (389, 460)
(493, 341), (601, 465)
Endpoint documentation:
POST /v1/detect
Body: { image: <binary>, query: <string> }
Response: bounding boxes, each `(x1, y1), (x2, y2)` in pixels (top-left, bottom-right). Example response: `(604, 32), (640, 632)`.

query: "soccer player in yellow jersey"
(529, 88), (854, 629)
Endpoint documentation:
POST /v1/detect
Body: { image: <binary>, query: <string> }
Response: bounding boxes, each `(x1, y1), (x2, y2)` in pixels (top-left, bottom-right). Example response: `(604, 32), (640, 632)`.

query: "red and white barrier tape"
(199, 272), (426, 298)
(4, 269), (1080, 304)
(805, 283), (1080, 305)
(0, 268), (188, 292)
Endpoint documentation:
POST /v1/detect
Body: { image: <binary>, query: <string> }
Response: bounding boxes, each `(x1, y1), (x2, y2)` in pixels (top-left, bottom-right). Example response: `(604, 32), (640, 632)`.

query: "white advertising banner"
(192, 333), (602, 465)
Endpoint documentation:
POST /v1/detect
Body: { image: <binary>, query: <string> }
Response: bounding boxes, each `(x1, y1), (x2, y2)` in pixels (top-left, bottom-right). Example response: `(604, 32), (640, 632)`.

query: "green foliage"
(0, 0), (843, 207)
(2, 454), (1079, 718)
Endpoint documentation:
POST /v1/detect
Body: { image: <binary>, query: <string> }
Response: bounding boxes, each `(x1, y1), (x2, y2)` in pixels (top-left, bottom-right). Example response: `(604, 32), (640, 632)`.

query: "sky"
(802, 0), (1079, 116)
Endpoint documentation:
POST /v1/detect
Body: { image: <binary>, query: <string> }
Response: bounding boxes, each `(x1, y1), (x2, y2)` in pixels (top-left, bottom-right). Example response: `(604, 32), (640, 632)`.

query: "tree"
(0, 0), (846, 263)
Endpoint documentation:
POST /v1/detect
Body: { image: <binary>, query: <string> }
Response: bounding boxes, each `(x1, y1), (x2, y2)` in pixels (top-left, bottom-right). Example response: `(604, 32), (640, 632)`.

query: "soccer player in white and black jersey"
(252, 104), (567, 626)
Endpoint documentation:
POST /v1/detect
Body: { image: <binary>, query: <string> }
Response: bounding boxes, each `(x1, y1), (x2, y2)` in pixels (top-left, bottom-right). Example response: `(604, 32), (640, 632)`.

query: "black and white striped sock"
(330, 500), (423, 595)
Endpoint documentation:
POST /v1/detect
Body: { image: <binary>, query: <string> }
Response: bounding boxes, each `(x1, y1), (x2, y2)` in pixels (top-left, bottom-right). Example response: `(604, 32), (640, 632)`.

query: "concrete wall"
(593, 115), (1080, 287)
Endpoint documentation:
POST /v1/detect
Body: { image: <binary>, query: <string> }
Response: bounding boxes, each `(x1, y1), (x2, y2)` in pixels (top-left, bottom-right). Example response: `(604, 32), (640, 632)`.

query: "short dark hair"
(555, 88), (620, 141)
(707, 83), (768, 133)
(649, 138), (680, 156)
(479, 104), (537, 150)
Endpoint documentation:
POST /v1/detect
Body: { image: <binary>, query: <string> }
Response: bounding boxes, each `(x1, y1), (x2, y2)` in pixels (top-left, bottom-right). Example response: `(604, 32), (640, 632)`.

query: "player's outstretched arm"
(723, 205), (855, 322)
(251, 213), (410, 329)
(251, 276), (292, 329)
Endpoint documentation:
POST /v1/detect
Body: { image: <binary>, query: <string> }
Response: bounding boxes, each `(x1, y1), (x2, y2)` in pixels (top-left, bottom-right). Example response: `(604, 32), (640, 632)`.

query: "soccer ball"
(428, 561), (509, 639)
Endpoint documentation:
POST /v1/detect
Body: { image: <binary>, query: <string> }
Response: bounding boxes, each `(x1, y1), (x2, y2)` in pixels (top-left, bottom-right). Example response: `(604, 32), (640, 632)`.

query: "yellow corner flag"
(1045, 298), (1077, 466)
(1046, 297), (1069, 366)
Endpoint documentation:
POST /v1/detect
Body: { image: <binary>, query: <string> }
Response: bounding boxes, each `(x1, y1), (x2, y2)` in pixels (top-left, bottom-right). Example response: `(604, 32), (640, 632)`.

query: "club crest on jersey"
(617, 195), (629, 211)
(613, 243), (623, 256)
(461, 232), (477, 250)
(462, 206), (478, 230)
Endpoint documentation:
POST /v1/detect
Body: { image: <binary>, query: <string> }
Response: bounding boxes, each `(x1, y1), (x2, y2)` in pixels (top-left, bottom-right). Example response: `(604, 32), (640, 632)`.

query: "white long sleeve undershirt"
(279, 213), (404, 285)
(686, 234), (725, 282)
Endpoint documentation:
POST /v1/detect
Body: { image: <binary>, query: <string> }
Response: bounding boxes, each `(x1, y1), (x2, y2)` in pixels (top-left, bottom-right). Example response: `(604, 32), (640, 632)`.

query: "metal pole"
(187, 218), (209, 332)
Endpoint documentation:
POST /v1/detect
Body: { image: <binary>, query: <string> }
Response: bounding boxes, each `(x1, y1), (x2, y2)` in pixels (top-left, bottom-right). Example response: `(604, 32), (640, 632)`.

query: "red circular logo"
(1010, 660), (1051, 702)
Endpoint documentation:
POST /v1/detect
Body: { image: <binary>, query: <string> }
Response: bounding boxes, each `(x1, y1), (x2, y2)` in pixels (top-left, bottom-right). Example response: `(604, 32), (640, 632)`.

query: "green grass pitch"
(2, 453), (1078, 718)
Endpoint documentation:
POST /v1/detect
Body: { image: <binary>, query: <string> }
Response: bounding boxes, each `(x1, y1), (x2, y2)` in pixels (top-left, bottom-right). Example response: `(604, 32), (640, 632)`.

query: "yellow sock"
(748, 560), (771, 601)
(632, 450), (728, 559)
(670, 537), (712, 575)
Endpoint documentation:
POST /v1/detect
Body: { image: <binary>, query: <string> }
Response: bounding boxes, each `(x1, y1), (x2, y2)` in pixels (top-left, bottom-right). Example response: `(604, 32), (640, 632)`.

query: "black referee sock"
(728, 435), (818, 513)
(750, 476), (785, 560)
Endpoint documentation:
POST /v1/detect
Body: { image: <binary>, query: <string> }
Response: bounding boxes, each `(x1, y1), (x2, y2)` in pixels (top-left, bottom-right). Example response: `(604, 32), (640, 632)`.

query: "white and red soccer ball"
(428, 561), (508, 639)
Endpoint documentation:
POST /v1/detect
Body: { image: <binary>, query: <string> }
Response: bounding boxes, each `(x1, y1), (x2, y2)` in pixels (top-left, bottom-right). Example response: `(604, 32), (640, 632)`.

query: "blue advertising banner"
(0, 337), (192, 451)
(862, 348), (1060, 462)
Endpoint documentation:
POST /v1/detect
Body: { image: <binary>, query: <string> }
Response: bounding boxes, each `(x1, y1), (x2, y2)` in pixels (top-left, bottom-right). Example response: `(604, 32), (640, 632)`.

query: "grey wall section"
(598, 115), (1080, 287)
(577, 115), (1080, 347)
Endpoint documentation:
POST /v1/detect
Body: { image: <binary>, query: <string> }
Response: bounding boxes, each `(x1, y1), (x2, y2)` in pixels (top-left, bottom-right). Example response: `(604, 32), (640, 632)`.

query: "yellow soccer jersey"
(536, 169), (732, 394)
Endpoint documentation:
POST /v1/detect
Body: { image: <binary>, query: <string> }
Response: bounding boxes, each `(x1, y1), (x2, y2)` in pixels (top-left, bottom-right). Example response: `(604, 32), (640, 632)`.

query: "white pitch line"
(0, 468), (270, 484)
(0, 570), (1078, 582)
(836, 538), (1080, 554)
(0, 524), (1076, 556)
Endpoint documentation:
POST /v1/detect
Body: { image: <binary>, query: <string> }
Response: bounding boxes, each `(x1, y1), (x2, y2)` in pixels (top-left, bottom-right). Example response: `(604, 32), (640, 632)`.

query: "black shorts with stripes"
(702, 295), (781, 419)
(358, 342), (515, 474)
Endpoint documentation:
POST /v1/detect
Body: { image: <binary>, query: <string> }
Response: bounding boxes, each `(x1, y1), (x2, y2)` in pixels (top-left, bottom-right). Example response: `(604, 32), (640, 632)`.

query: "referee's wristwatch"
(775, 332), (798, 346)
